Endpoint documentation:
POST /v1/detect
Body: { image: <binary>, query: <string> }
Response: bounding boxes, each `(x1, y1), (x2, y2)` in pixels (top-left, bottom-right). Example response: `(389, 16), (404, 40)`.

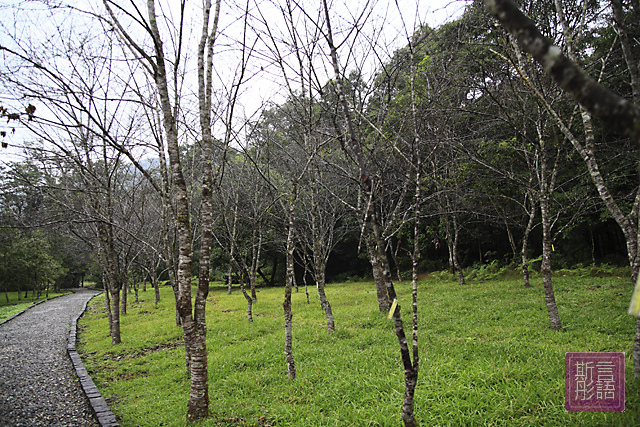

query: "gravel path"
(0, 289), (104, 426)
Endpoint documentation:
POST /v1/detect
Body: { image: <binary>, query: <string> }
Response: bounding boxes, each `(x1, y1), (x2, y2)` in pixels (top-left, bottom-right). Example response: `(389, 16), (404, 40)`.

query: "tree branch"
(484, 0), (640, 148)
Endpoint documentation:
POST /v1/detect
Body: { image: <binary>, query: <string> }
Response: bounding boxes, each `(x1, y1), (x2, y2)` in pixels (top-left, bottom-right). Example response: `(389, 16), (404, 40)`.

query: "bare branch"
(484, 0), (640, 147)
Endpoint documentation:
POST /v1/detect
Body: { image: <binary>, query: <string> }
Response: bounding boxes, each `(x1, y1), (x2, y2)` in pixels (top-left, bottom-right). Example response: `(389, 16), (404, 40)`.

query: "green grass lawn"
(0, 290), (71, 322)
(78, 271), (640, 426)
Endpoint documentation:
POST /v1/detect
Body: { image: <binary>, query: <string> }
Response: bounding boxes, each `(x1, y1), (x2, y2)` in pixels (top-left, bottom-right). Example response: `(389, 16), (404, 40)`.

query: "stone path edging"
(67, 291), (120, 427)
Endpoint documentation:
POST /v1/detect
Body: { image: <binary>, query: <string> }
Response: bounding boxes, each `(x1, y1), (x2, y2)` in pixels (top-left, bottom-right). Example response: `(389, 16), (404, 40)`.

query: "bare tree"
(321, 1), (420, 424)
(213, 149), (273, 321)
(101, 0), (234, 418)
(296, 151), (354, 331)
(485, 0), (640, 372)
(0, 10), (167, 343)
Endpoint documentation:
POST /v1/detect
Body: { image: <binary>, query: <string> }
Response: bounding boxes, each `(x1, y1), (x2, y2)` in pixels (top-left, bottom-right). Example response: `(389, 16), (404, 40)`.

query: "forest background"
(1, 0), (640, 424)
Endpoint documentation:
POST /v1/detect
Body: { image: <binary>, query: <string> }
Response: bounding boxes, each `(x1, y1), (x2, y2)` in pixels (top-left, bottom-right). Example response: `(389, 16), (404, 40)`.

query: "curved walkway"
(0, 289), (116, 426)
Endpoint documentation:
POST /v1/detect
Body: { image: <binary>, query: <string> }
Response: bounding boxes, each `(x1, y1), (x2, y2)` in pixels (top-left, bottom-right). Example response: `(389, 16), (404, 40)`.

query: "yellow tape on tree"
(388, 298), (398, 319)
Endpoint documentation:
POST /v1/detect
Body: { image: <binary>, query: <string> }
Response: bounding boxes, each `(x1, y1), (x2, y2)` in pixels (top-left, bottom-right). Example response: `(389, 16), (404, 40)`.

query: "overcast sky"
(228, 0), (470, 133)
(0, 0), (470, 163)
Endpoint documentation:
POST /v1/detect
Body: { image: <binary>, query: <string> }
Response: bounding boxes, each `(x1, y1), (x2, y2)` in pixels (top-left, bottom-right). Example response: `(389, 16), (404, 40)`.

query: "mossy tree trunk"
(103, 0), (223, 419)
(284, 183), (298, 380)
(322, 2), (419, 423)
(536, 120), (563, 331)
(521, 189), (536, 288)
(367, 238), (390, 312)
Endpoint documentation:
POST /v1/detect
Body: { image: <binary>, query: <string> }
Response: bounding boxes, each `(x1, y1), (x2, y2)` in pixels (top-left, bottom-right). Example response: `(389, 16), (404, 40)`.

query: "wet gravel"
(0, 289), (101, 426)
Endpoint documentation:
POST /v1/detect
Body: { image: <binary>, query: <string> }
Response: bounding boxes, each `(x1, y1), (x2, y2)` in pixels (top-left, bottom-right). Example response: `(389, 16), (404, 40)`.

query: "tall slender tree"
(322, 1), (420, 424)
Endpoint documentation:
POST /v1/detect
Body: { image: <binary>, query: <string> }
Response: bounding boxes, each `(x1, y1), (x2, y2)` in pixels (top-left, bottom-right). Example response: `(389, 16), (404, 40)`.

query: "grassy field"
(0, 290), (71, 322)
(78, 269), (640, 426)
